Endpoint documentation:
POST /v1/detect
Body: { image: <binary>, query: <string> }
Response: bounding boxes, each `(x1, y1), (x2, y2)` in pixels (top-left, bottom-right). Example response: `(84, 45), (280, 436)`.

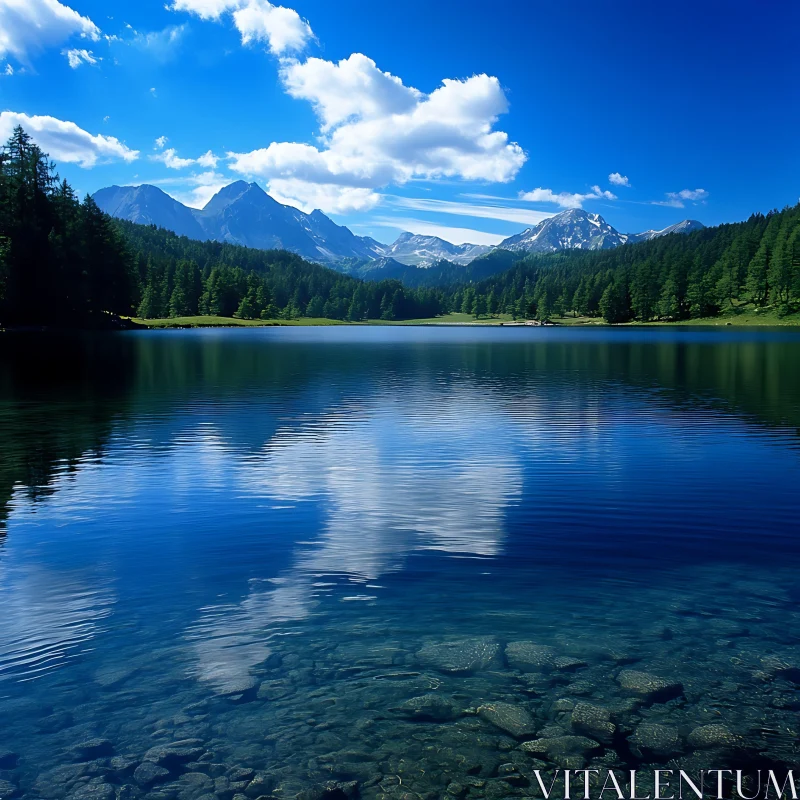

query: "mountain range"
(93, 182), (705, 272)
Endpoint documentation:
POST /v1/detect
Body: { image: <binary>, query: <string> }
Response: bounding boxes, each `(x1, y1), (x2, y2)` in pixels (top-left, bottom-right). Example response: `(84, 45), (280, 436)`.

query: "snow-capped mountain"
(498, 209), (627, 253)
(94, 182), (385, 264)
(625, 219), (706, 244)
(497, 209), (705, 255)
(95, 182), (705, 271)
(384, 232), (491, 266)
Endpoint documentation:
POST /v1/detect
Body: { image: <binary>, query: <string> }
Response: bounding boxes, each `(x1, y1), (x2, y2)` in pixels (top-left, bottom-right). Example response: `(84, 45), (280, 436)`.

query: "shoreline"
(4, 312), (800, 332)
(129, 314), (800, 329)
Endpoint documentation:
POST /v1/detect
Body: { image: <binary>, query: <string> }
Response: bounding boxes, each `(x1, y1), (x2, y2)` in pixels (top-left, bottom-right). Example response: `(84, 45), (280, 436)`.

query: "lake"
(1, 326), (800, 799)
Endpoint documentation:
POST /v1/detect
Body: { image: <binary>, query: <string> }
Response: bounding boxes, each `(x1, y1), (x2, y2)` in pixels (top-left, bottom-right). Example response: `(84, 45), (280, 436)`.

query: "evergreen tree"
(746, 241), (771, 306)
(599, 279), (632, 323)
(0, 126), (136, 326)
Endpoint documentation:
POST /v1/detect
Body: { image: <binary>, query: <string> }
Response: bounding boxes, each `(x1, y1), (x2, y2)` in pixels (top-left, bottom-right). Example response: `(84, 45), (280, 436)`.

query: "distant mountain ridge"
(497, 209), (705, 254)
(383, 232), (492, 265)
(94, 182), (705, 272)
(625, 219), (706, 244)
(94, 181), (384, 265)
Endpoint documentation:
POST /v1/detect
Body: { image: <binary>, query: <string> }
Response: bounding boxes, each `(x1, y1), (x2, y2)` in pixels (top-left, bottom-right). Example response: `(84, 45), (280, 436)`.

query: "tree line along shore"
(1, 127), (799, 330)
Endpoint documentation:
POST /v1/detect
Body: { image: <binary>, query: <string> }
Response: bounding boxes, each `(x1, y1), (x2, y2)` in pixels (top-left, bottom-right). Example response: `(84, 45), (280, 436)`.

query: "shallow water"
(1, 326), (800, 799)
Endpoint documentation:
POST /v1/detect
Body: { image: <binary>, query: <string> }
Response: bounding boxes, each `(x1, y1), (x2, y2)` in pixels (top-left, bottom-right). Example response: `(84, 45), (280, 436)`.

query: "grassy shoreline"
(131, 310), (800, 329)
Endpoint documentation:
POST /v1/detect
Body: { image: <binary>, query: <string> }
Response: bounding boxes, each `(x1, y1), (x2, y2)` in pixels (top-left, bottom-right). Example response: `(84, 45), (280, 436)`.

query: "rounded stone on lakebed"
(69, 739), (114, 761)
(393, 694), (462, 721)
(416, 637), (501, 674)
(68, 782), (116, 800)
(521, 735), (601, 757)
(505, 641), (556, 671)
(570, 703), (615, 744)
(477, 702), (537, 738)
(687, 724), (742, 750)
(628, 723), (682, 757)
(143, 739), (205, 766)
(0, 780), (18, 800)
(616, 670), (683, 702)
(133, 761), (170, 787)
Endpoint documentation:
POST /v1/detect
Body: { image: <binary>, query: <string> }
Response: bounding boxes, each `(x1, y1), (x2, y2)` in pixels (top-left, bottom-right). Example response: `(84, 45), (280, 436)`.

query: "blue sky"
(1, 0), (798, 246)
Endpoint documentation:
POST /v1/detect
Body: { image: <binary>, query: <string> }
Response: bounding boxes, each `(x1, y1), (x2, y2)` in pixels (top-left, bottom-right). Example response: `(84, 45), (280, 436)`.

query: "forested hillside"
(122, 222), (446, 321)
(0, 128), (446, 326)
(451, 205), (800, 322)
(0, 127), (137, 327)
(2, 127), (799, 327)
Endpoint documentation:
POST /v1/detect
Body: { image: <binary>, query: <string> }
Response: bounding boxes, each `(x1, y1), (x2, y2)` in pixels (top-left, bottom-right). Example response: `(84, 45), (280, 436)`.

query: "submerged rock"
(32, 764), (91, 798)
(93, 666), (139, 690)
(0, 780), (18, 800)
(244, 772), (277, 797)
(393, 694), (462, 721)
(0, 753), (18, 770)
(258, 680), (293, 701)
(68, 783), (115, 800)
(133, 762), (170, 787)
(628, 723), (682, 758)
(296, 780), (359, 800)
(616, 670), (683, 702)
(505, 642), (556, 671)
(36, 711), (74, 734)
(477, 702), (537, 738)
(687, 724), (742, 750)
(556, 636), (631, 664)
(570, 703), (615, 744)
(70, 739), (114, 762)
(521, 735), (602, 765)
(143, 739), (205, 767)
(506, 641), (586, 674)
(552, 656), (588, 672)
(417, 637), (501, 674)
(214, 676), (260, 697)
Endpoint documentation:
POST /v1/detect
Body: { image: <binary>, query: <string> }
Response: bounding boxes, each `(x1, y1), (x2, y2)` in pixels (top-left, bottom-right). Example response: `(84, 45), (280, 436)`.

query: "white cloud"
(3, 63), (13, 76)
(151, 147), (220, 171)
(652, 188), (709, 208)
(232, 0), (314, 55)
(370, 217), (505, 246)
(170, 0), (313, 55)
(608, 172), (630, 187)
(171, 4), (523, 215)
(63, 47), (99, 68)
(196, 150), (219, 168)
(155, 135), (168, 149)
(129, 24), (186, 62)
(267, 178), (378, 214)
(0, 112), (139, 167)
(169, 0), (240, 20)
(387, 195), (553, 227)
(0, 0), (100, 64)
(148, 170), (230, 209)
(151, 148), (195, 170)
(174, 171), (229, 208)
(519, 185), (616, 209)
(281, 53), (421, 133)
(228, 55), (526, 214)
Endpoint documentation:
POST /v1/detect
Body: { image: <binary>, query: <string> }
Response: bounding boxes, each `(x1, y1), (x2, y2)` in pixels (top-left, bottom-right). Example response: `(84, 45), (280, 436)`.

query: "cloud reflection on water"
(188, 398), (524, 691)
(0, 567), (115, 682)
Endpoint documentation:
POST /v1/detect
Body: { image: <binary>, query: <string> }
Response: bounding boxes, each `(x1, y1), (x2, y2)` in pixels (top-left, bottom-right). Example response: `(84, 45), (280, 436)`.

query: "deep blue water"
(1, 326), (799, 798)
